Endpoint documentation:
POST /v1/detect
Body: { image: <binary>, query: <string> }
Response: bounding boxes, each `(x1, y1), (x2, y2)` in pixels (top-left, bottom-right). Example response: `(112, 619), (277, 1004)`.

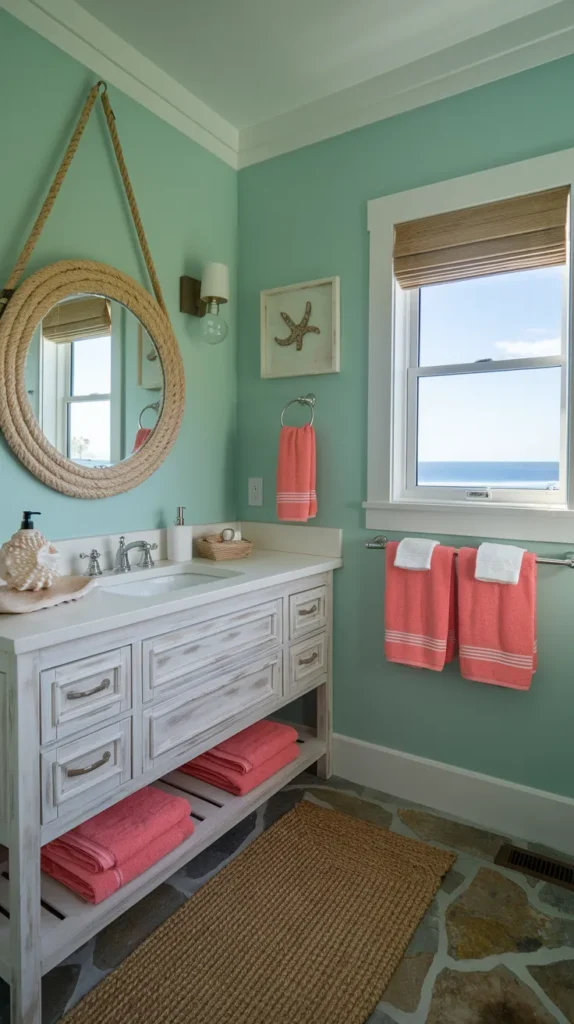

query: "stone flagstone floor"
(2, 772), (573, 1022)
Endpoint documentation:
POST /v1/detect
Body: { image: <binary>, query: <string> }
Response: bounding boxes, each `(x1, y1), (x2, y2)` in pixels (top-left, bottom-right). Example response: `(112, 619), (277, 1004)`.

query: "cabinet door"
(142, 600), (282, 701)
(143, 652), (283, 769)
(41, 720), (132, 824)
(40, 647), (131, 743)
(288, 632), (328, 695)
(289, 586), (328, 641)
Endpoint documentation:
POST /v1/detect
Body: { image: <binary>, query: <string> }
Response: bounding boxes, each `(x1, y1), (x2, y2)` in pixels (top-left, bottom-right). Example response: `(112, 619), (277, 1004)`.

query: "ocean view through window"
(410, 265), (566, 502)
(417, 462), (560, 489)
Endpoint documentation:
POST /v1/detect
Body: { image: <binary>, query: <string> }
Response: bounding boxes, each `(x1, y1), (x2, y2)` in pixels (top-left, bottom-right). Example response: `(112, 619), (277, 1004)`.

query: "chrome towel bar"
(365, 535), (574, 568)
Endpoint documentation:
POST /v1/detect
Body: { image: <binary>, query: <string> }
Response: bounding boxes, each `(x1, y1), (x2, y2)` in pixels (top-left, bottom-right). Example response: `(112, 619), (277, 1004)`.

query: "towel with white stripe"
(384, 541), (457, 672)
(458, 547), (537, 691)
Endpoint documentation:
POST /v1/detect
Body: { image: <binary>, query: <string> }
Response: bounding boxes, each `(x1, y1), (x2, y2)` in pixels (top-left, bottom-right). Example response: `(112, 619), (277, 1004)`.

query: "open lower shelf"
(0, 728), (325, 977)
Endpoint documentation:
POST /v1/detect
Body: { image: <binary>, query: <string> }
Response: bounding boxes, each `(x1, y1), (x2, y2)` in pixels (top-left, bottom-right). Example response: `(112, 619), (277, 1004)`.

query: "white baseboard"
(333, 733), (574, 856)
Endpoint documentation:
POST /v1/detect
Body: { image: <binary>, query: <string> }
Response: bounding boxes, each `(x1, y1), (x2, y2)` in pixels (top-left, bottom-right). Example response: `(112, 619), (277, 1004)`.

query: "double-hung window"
(40, 296), (113, 467)
(366, 151), (574, 541)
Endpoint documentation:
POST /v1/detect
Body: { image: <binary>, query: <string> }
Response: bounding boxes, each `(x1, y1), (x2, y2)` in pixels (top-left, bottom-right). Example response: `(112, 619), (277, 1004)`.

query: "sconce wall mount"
(180, 262), (230, 345)
(179, 275), (205, 318)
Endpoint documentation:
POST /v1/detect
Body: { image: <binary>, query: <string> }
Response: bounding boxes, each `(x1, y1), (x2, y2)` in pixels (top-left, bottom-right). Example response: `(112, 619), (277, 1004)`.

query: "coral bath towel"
(180, 742), (300, 796)
(276, 424), (317, 522)
(384, 541), (457, 671)
(41, 819), (194, 904)
(42, 786), (192, 873)
(458, 547), (537, 690)
(192, 720), (299, 776)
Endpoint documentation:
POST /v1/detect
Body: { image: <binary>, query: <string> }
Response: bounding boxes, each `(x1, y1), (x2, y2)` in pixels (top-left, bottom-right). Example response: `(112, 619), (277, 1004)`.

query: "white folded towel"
(394, 538), (439, 571)
(475, 542), (526, 584)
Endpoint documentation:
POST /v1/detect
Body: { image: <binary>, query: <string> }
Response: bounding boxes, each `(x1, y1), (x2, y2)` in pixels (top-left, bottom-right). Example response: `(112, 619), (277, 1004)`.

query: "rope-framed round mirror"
(0, 260), (185, 498)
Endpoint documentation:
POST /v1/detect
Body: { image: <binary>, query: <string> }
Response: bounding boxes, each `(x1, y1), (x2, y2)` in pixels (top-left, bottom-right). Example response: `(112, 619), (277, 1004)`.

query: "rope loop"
(1, 82), (166, 315)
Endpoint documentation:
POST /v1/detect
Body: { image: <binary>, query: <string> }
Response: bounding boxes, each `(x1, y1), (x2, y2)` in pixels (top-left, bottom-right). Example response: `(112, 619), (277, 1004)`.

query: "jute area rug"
(63, 800), (455, 1024)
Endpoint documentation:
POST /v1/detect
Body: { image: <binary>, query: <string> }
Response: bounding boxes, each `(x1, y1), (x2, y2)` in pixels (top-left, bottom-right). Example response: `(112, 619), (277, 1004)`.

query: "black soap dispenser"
(20, 511), (41, 530)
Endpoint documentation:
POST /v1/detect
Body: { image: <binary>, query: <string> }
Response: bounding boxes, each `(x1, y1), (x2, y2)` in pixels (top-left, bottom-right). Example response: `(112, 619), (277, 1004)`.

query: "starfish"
(275, 300), (320, 350)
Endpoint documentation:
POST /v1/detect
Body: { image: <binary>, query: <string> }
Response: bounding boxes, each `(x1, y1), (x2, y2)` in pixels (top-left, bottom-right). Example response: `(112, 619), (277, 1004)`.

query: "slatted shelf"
(0, 728), (324, 977)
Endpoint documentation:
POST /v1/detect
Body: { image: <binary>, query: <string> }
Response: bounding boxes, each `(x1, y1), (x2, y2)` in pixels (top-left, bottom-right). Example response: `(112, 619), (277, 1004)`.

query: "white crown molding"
(5, 0), (574, 170)
(1, 0), (239, 168)
(238, 1), (574, 168)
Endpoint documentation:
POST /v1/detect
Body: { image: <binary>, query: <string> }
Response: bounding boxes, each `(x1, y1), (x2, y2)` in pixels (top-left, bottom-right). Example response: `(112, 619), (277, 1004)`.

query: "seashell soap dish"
(0, 511), (96, 614)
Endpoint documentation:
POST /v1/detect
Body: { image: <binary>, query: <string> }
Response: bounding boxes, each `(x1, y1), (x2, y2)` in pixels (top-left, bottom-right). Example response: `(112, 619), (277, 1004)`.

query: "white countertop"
(0, 550), (342, 655)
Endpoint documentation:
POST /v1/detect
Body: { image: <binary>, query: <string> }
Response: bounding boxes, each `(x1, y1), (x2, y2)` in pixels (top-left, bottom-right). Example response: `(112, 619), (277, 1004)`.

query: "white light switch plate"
(248, 477), (263, 506)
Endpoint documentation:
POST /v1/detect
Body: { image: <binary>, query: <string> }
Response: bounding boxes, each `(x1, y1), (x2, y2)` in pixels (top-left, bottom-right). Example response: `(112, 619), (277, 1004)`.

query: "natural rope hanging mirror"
(0, 81), (185, 499)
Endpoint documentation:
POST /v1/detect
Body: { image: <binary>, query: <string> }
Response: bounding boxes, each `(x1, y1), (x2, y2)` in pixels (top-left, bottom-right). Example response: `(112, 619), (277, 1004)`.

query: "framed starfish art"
(260, 276), (340, 378)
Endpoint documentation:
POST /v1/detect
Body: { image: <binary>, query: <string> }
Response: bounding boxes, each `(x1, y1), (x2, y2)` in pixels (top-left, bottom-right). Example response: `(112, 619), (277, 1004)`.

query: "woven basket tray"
(196, 534), (253, 561)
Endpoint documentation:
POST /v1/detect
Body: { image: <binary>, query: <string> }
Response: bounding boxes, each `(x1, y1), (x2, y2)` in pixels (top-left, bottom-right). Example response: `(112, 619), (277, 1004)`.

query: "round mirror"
(0, 260), (185, 498)
(25, 296), (164, 468)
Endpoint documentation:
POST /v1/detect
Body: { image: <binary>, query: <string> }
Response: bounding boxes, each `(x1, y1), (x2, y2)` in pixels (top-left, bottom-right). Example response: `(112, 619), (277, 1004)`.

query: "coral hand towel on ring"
(384, 541), (457, 670)
(276, 423), (317, 522)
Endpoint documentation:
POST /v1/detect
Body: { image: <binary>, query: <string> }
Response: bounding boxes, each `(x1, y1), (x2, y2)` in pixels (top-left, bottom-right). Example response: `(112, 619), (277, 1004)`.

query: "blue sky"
(417, 266), (564, 463)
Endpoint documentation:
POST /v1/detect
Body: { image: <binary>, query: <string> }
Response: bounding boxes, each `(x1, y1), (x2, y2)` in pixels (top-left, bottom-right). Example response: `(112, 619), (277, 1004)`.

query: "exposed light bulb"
(200, 300), (228, 345)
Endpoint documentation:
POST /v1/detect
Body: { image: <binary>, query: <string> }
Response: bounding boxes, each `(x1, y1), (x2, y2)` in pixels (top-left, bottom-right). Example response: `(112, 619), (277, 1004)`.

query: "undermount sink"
(108, 572), (228, 598)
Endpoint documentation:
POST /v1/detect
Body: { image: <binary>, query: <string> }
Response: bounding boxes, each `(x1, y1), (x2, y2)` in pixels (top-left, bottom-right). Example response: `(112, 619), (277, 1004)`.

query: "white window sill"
(363, 501), (574, 544)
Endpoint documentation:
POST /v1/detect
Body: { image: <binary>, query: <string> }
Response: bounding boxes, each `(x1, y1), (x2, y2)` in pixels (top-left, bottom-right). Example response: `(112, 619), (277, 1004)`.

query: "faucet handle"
(80, 549), (102, 576)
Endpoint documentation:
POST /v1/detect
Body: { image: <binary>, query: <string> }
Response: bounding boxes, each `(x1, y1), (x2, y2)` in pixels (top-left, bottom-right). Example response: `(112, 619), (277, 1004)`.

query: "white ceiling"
(74, 0), (563, 129)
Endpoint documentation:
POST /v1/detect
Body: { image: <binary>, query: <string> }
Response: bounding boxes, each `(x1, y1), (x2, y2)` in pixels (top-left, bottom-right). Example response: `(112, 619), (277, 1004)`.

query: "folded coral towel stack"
(41, 786), (194, 904)
(180, 720), (300, 796)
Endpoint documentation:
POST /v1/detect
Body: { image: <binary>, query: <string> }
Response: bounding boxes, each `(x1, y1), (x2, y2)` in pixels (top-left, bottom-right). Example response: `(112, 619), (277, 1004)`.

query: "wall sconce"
(179, 262), (229, 345)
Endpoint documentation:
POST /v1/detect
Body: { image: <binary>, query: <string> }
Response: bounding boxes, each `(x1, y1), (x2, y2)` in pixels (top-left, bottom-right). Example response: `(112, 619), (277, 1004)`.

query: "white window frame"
(40, 334), (114, 467)
(365, 148), (574, 543)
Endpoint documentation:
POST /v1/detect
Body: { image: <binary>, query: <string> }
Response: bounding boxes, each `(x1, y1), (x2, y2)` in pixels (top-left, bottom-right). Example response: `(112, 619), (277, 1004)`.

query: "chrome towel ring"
(138, 401), (160, 430)
(280, 393), (316, 427)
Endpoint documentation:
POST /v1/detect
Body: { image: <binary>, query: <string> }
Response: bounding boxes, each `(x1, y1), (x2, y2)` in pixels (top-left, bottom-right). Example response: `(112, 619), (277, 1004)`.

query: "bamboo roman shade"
(394, 185), (570, 289)
(42, 296), (111, 342)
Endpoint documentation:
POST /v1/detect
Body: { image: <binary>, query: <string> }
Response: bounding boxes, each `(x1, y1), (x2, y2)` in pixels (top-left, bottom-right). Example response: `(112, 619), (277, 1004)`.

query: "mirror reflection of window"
(27, 295), (163, 467)
(68, 335), (112, 465)
(40, 296), (113, 467)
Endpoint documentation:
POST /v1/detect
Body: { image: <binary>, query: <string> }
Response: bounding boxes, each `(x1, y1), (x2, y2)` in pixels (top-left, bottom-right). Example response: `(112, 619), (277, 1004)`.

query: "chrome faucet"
(115, 536), (158, 573)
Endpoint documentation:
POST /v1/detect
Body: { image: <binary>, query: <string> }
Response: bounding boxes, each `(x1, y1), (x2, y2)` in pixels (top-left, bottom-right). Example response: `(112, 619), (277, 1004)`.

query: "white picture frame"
(260, 276), (340, 378)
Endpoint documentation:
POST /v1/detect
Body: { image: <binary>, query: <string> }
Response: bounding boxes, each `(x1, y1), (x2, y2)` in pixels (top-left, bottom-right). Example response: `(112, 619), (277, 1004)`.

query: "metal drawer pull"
(299, 652), (319, 666)
(298, 603), (318, 616)
(66, 750), (111, 777)
(66, 678), (111, 700)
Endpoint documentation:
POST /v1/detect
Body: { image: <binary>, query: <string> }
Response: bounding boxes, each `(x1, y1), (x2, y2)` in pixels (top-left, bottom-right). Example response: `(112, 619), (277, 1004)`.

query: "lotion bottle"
(167, 506), (193, 563)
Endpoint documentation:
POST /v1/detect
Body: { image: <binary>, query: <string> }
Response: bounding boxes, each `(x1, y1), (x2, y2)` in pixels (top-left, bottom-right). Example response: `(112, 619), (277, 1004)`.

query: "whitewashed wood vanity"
(0, 549), (340, 1023)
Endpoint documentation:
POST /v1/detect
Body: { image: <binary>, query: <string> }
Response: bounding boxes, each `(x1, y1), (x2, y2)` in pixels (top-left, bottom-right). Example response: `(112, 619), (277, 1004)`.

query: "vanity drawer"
(288, 632), (328, 695)
(41, 647), (132, 743)
(142, 600), (282, 701)
(289, 585), (328, 640)
(143, 652), (283, 769)
(41, 720), (132, 824)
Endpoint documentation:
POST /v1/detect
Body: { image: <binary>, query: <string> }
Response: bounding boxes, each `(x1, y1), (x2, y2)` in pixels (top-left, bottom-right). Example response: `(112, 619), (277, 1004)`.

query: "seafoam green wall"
(0, 11), (237, 540)
(238, 56), (574, 798)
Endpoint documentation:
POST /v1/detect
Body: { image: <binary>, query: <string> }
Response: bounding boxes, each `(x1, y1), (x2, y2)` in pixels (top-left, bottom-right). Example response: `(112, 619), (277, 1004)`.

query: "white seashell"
(0, 530), (60, 591)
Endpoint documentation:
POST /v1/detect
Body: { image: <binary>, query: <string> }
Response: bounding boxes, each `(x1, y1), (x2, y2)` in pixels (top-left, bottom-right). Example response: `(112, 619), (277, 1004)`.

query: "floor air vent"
(494, 844), (574, 890)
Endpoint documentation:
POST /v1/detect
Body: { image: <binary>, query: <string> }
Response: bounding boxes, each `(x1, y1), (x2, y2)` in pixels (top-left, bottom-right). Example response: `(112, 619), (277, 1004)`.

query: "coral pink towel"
(133, 427), (152, 452)
(384, 541), (457, 671)
(180, 742), (299, 796)
(458, 548), (537, 690)
(195, 720), (299, 776)
(276, 424), (317, 522)
(42, 786), (192, 873)
(41, 819), (194, 904)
